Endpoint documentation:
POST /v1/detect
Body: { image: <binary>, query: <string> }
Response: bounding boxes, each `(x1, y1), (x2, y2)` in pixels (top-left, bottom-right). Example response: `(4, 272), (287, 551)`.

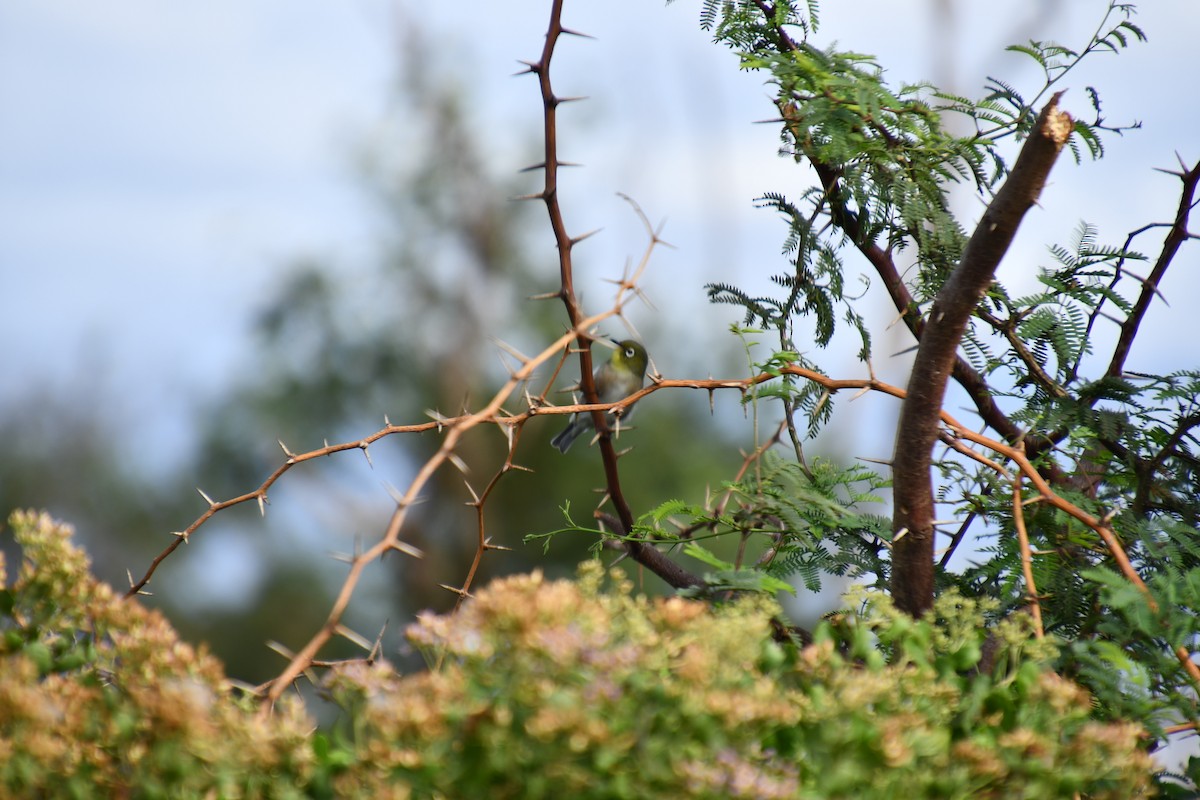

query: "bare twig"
(1108, 159), (1200, 377)
(526, 1), (674, 585)
(1012, 470), (1044, 638)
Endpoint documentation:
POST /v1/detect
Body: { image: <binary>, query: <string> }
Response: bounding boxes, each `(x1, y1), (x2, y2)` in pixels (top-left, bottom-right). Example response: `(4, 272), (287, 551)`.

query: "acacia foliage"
(649, 0), (1200, 781)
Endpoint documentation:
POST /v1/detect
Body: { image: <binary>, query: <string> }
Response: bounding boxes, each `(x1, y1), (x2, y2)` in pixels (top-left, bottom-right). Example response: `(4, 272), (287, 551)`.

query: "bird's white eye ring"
(624, 346), (635, 358)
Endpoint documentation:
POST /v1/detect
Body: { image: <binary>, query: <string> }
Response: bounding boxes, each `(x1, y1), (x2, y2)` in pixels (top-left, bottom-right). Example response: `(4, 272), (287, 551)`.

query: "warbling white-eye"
(551, 339), (649, 453)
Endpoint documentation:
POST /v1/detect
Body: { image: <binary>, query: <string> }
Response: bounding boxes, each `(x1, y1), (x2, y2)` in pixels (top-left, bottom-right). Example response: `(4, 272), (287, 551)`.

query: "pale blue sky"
(2, 1), (1194, 436)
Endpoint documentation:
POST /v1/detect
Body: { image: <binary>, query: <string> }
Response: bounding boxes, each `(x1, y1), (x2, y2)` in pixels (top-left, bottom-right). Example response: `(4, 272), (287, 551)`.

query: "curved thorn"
(389, 540), (424, 558)
(570, 228), (603, 245)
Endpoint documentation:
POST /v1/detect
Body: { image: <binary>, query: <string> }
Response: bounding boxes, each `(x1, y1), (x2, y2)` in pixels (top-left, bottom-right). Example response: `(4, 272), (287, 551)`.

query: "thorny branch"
(1011, 470), (1044, 639)
(127, 304), (627, 706)
(127, 0), (704, 708)
(519, 0), (682, 581)
(258, 311), (635, 706)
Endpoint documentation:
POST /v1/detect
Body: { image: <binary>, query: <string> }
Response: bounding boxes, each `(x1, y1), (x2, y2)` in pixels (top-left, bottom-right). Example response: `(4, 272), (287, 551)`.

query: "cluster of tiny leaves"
(965, 221), (1143, 394)
(675, 453), (893, 596)
(706, 200), (873, 361)
(937, 1), (1144, 163)
(537, 450), (891, 598)
(696, 0), (1001, 359)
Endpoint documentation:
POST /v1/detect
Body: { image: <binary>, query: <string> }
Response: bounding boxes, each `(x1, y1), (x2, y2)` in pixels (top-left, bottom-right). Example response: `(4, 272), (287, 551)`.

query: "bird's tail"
(551, 420), (583, 454)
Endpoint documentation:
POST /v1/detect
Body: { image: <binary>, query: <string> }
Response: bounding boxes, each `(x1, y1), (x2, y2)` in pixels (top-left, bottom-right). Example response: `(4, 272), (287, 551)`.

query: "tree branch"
(891, 94), (1073, 616)
(808, 128), (1057, 470)
(527, 0), (699, 590)
(1107, 159), (1200, 378)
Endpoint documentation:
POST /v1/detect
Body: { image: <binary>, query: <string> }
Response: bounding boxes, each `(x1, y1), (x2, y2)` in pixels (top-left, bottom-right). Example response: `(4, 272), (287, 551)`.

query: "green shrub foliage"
(0, 511), (314, 798)
(1, 513), (1156, 797)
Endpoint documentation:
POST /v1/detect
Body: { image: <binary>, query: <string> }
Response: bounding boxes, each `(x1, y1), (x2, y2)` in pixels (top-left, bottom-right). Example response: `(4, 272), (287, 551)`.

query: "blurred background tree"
(0, 16), (741, 685)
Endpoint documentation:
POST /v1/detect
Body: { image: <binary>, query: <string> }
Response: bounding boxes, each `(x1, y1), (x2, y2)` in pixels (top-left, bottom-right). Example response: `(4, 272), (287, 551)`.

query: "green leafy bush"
(2, 512), (1157, 797)
(0, 511), (314, 798)
(327, 562), (1154, 798)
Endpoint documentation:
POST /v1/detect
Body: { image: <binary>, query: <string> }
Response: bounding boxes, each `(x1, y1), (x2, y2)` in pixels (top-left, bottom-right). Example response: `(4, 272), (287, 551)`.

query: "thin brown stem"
(1012, 470), (1044, 638)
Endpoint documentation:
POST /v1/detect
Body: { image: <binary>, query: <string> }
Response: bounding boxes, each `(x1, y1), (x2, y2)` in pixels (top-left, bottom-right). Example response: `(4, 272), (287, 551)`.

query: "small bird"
(551, 339), (649, 453)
